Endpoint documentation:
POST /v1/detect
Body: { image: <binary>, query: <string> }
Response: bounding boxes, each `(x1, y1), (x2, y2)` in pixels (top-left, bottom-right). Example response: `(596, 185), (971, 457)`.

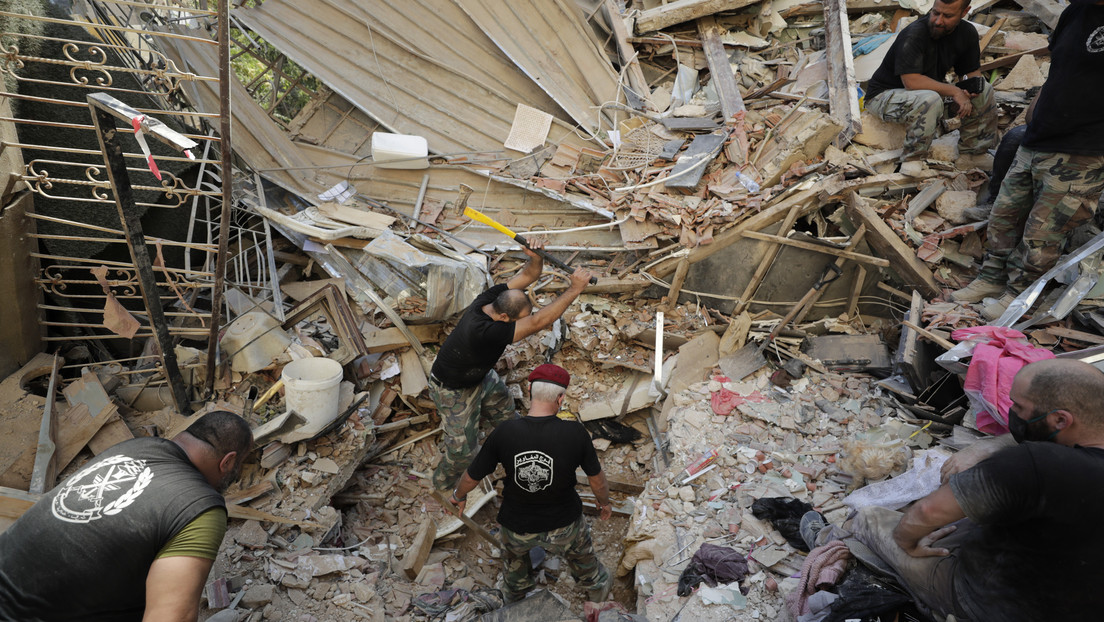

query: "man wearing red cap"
(429, 241), (594, 493)
(449, 364), (613, 604)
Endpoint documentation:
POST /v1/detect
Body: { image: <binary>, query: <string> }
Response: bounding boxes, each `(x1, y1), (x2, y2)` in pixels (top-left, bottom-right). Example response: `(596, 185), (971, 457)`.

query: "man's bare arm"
(900, 73), (974, 117)
(512, 269), (593, 341)
(143, 555), (213, 622)
(892, 484), (967, 558)
(940, 434), (1015, 484)
(506, 242), (545, 290)
(587, 471), (612, 521)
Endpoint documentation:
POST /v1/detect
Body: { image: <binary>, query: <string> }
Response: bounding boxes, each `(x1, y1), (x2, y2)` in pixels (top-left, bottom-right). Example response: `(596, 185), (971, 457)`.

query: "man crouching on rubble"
(0, 410), (253, 621)
(448, 364), (613, 604)
(803, 358), (1104, 620)
(863, 0), (997, 163)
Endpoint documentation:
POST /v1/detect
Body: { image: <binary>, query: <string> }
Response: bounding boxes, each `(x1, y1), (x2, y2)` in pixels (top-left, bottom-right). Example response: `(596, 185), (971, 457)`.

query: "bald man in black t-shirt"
(429, 242), (594, 492)
(864, 0), (997, 162)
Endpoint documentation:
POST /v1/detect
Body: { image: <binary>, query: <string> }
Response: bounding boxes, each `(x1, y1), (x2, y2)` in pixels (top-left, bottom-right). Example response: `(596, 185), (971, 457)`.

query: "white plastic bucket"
(371, 132), (429, 169)
(281, 357), (343, 437)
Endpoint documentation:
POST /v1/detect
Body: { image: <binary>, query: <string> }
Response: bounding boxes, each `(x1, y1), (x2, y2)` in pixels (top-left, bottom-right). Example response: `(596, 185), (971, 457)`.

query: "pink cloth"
(710, 388), (769, 416)
(951, 326), (1054, 435)
(785, 540), (852, 617)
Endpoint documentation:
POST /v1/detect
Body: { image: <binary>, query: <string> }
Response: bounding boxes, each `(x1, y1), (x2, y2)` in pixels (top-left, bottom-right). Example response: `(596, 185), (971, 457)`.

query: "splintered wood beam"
(792, 225), (867, 324)
(402, 517), (438, 580)
(733, 200), (806, 315)
(823, 0), (861, 146)
(633, 0), (761, 34)
(697, 15), (745, 119)
(604, 0), (653, 109)
(844, 191), (940, 298)
(740, 230), (889, 267)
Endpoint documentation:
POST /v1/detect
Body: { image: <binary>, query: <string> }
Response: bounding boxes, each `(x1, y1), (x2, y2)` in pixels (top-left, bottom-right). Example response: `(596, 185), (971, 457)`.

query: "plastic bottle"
(735, 171), (760, 193)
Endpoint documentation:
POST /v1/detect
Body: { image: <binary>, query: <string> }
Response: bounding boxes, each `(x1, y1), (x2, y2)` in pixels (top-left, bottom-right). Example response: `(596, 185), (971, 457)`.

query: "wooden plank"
(665, 130), (727, 190)
(792, 225), (868, 324)
(399, 348), (429, 396)
(87, 416), (134, 454)
(979, 46), (1049, 72)
(979, 17), (1007, 53)
(843, 191), (940, 298)
(902, 319), (956, 350)
(663, 256), (691, 310)
(226, 503), (322, 528)
(734, 201), (807, 315)
(740, 230), (890, 267)
(0, 486), (39, 530)
(430, 490), (498, 546)
(782, 0), (902, 17)
(823, 0), (861, 146)
(652, 185), (821, 278)
(1046, 326), (1104, 345)
(362, 324), (444, 353)
(315, 202), (396, 230)
(634, 0), (760, 34)
(604, 0), (653, 110)
(402, 517), (438, 580)
(697, 15), (745, 120)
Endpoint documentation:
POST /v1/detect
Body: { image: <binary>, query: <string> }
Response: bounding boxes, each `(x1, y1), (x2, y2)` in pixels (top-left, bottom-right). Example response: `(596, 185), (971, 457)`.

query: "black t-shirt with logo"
(1023, 3), (1104, 155)
(949, 442), (1104, 621)
(431, 283), (516, 389)
(0, 437), (224, 622)
(467, 416), (602, 533)
(865, 15), (981, 101)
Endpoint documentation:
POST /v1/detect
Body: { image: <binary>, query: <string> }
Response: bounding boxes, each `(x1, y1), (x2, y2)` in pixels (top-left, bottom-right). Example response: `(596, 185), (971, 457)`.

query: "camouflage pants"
(978, 147), (1104, 290)
(430, 370), (515, 491)
(865, 81), (997, 161)
(499, 515), (610, 600)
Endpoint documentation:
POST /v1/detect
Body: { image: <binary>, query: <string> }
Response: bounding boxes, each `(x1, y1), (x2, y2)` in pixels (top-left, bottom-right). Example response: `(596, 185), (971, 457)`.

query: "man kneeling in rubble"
(803, 358), (1104, 621)
(863, 0), (997, 163)
(448, 364), (613, 604)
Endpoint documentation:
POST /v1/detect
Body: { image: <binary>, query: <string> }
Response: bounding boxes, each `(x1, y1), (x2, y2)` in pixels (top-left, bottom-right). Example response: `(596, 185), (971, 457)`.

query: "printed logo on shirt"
(52, 454), (154, 523)
(513, 450), (553, 493)
(1089, 26), (1104, 53)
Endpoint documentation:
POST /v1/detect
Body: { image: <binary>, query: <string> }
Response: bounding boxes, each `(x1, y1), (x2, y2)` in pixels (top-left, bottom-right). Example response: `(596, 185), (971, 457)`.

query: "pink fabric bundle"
(951, 326), (1054, 435)
(785, 540), (852, 616)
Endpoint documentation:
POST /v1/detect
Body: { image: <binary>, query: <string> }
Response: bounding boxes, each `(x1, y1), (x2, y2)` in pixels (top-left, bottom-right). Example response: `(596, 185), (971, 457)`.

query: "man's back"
(0, 437), (224, 622)
(949, 442), (1104, 621)
(467, 416), (601, 534)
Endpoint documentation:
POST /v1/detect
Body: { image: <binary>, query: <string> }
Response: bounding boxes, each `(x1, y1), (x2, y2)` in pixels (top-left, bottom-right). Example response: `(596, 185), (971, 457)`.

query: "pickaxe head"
(452, 184), (474, 215)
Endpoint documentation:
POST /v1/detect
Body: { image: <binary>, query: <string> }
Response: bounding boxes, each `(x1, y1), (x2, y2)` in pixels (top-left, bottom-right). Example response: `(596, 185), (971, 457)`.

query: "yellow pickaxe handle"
(463, 206), (597, 283)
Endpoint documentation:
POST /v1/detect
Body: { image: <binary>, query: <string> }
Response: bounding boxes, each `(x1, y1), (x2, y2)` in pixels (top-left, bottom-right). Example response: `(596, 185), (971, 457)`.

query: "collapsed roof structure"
(1, 0), (1100, 619)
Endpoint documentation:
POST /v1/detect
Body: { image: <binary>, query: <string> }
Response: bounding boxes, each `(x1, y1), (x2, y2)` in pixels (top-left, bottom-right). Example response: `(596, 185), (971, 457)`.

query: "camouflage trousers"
(430, 370), (515, 491)
(865, 81), (997, 161)
(978, 147), (1104, 290)
(499, 515), (610, 600)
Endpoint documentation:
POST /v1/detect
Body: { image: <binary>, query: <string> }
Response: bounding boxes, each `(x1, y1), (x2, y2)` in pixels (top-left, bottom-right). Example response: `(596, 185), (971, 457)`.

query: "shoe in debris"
(982, 292), (1018, 322)
(799, 510), (828, 551)
(950, 278), (1005, 304)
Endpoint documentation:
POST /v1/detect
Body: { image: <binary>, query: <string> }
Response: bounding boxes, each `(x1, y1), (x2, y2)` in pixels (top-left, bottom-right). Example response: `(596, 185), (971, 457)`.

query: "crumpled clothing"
(951, 326), (1054, 434)
(676, 543), (749, 596)
(710, 388), (769, 415)
(751, 497), (815, 551)
(785, 540), (852, 617)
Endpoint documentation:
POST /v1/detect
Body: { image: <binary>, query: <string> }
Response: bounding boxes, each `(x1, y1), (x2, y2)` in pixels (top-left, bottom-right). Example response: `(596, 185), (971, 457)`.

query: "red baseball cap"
(528, 363), (570, 388)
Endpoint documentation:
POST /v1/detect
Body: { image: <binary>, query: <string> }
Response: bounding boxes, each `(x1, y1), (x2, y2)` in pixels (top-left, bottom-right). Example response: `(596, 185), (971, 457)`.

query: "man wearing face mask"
(863, 0), (997, 164)
(801, 358), (1104, 620)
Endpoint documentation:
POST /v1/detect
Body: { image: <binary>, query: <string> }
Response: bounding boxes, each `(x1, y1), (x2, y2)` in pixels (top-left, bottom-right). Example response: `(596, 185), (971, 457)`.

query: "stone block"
(936, 190), (978, 225)
(929, 130), (960, 162)
(853, 110), (906, 150)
